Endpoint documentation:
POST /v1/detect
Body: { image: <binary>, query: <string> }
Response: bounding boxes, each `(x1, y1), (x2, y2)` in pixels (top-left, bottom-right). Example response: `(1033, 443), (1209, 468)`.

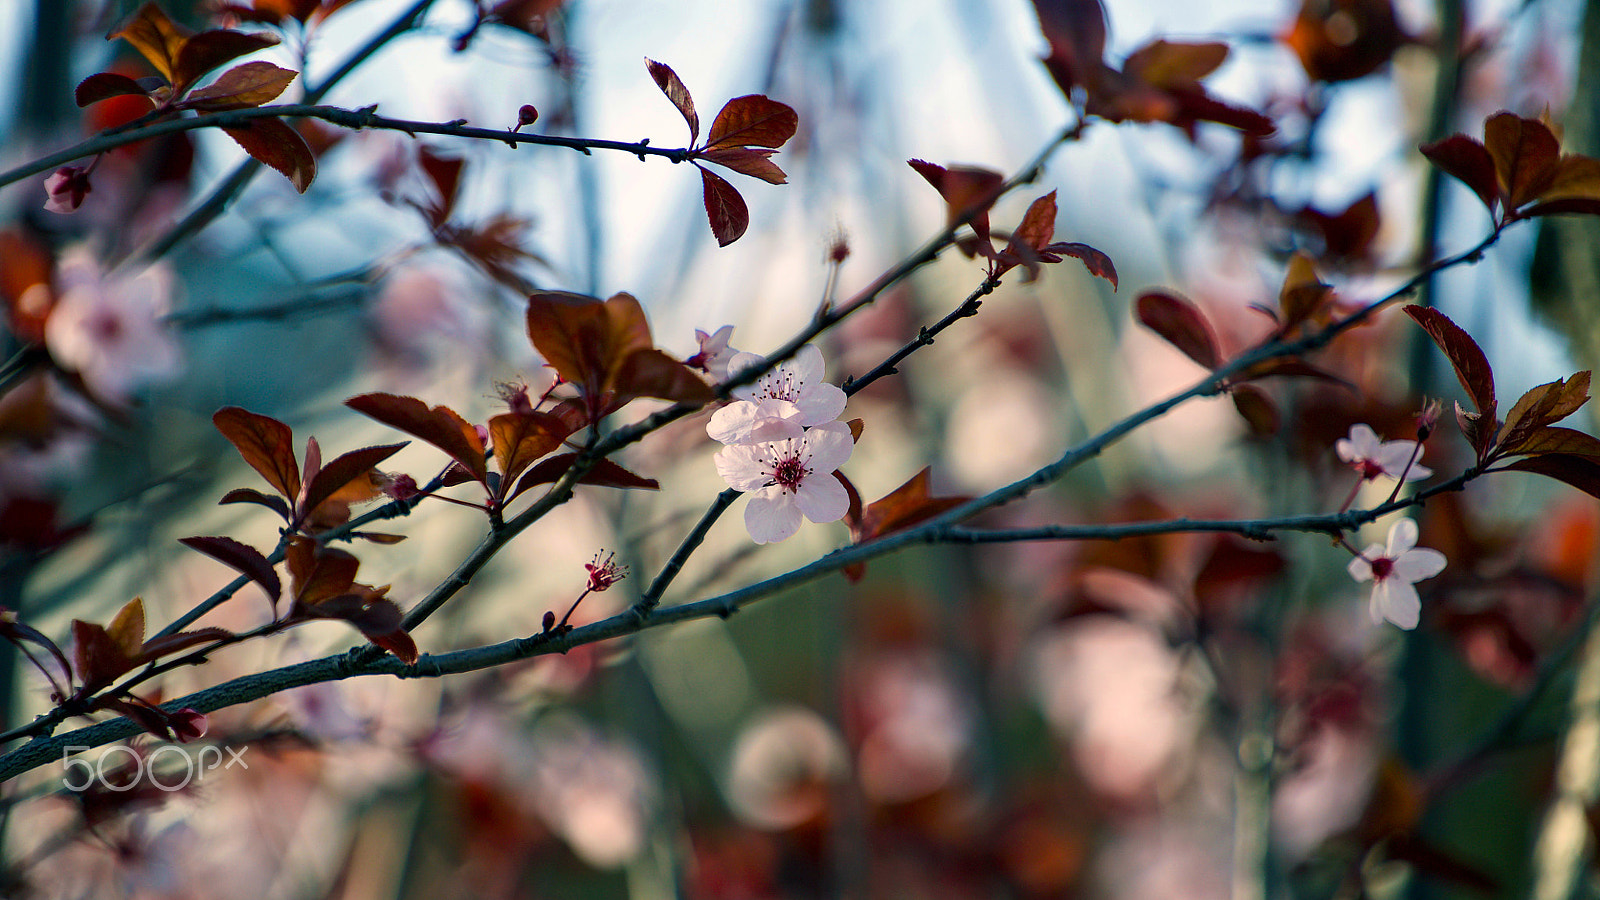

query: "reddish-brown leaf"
(307, 593), (418, 663)
(182, 61), (298, 111)
(135, 628), (232, 665)
(213, 406), (301, 500)
(488, 411), (567, 487)
(301, 442), (408, 522)
(222, 117), (315, 192)
(1299, 193), (1382, 262)
(645, 58), (698, 143)
(1540, 155), (1600, 204)
(1402, 306), (1497, 419)
(1031, 0), (1109, 95)
(1278, 251), (1332, 329)
(1136, 289), (1222, 369)
(71, 620), (134, 690)
(218, 487), (292, 521)
(511, 453), (660, 499)
(1420, 134), (1500, 214)
(179, 535), (283, 610)
(703, 95), (798, 151)
(1122, 39), (1228, 88)
(1229, 384), (1280, 436)
(285, 538), (361, 608)
(1484, 112), (1562, 211)
(526, 291), (652, 396)
(171, 29), (281, 92)
(1519, 198), (1600, 218)
(1012, 191), (1059, 251)
(613, 348), (717, 405)
(908, 159), (1005, 243)
(346, 393), (488, 488)
(75, 72), (152, 107)
(1041, 241), (1118, 290)
(696, 147), (787, 184)
(1499, 453), (1600, 500)
(107, 1), (193, 85)
(1502, 426), (1600, 458)
(699, 165), (750, 246)
(852, 467), (971, 543)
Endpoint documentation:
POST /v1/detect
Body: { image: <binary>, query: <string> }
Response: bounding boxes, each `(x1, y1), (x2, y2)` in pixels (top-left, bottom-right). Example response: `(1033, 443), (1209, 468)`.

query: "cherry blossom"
(685, 325), (739, 380)
(43, 248), (180, 402)
(1347, 518), (1447, 629)
(1336, 423), (1431, 482)
(707, 343), (846, 445)
(714, 420), (854, 543)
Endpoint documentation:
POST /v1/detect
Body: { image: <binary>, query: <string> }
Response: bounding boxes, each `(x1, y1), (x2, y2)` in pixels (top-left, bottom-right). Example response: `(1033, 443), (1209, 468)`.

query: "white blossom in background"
(44, 247), (180, 403)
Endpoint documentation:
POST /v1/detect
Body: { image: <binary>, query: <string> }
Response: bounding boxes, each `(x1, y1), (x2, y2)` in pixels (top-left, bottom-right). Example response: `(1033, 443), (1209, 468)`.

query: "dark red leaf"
(1041, 241), (1118, 290)
(135, 628), (233, 664)
(285, 538), (361, 608)
(346, 393), (488, 488)
(301, 442), (408, 522)
(908, 159), (1005, 243)
(71, 620), (134, 691)
(213, 406), (300, 500)
(1136, 289), (1222, 369)
(1031, 0), (1108, 95)
(488, 411), (567, 487)
(511, 453), (659, 499)
(645, 57), (698, 143)
(218, 487), (292, 521)
(181, 61), (298, 111)
(221, 117), (316, 192)
(613, 348), (717, 405)
(1484, 111), (1561, 211)
(852, 468), (970, 544)
(171, 29), (281, 92)
(1498, 453), (1600, 500)
(699, 165), (750, 246)
(1502, 426), (1600, 458)
(75, 72), (152, 107)
(1229, 384), (1280, 436)
(703, 95), (798, 151)
(179, 535), (282, 610)
(1402, 306), (1497, 420)
(1420, 133), (1500, 214)
(696, 146), (787, 184)
(107, 1), (193, 84)
(1517, 198), (1600, 219)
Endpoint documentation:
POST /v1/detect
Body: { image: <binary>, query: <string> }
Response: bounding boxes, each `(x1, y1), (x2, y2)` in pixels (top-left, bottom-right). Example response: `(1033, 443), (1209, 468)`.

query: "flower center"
(755, 369), (804, 403)
(1357, 459), (1385, 480)
(770, 453), (809, 493)
(1370, 556), (1394, 581)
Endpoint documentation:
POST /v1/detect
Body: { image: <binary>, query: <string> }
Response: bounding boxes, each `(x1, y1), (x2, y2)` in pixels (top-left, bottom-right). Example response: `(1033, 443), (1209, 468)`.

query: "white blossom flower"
(707, 344), (847, 445)
(714, 420), (854, 543)
(44, 247), (179, 402)
(1347, 518), (1447, 629)
(686, 325), (739, 380)
(1336, 423), (1432, 482)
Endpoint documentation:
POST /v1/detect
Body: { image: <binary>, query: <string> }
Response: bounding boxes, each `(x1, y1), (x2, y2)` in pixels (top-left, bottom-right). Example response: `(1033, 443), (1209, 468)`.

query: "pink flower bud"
(44, 166), (93, 214)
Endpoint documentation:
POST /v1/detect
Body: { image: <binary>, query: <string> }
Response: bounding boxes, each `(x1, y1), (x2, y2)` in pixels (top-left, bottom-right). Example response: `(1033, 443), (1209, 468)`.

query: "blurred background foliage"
(3, 0), (1600, 897)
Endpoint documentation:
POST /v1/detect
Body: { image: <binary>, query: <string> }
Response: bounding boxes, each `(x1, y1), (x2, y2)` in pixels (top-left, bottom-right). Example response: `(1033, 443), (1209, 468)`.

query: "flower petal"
(714, 443), (775, 491)
(1347, 552), (1377, 583)
(793, 382), (847, 426)
(1385, 518), (1419, 556)
(800, 421), (854, 472)
(745, 488), (803, 543)
(1393, 547), (1446, 582)
(794, 471), (848, 524)
(1374, 579), (1421, 629)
